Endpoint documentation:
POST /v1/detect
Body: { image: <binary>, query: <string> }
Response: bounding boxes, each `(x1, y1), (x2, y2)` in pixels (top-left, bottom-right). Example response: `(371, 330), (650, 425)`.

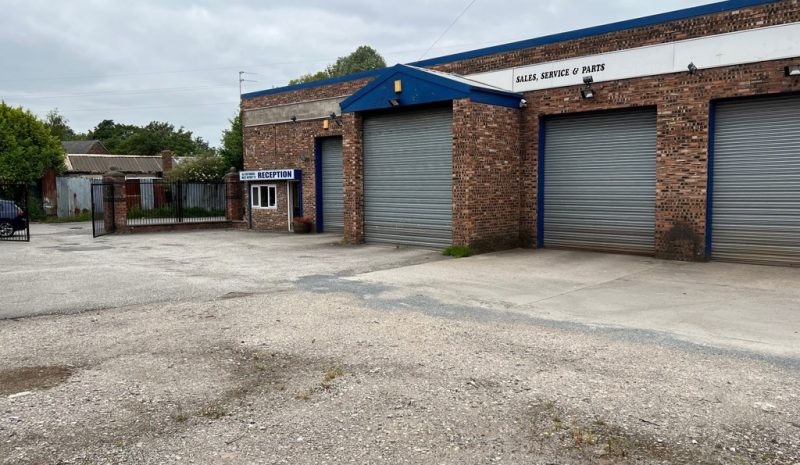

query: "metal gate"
(320, 137), (344, 233)
(711, 94), (800, 265)
(543, 108), (657, 254)
(0, 183), (30, 242)
(90, 182), (115, 237)
(363, 107), (453, 248)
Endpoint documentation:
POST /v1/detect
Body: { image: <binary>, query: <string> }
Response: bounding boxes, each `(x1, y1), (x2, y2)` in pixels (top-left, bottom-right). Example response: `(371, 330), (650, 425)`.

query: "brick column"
(341, 112), (364, 244)
(224, 168), (244, 221)
(102, 169), (127, 233)
(160, 149), (174, 174)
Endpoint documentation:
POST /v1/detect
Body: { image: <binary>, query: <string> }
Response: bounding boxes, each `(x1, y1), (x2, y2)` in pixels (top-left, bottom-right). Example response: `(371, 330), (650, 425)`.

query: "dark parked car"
(0, 199), (27, 237)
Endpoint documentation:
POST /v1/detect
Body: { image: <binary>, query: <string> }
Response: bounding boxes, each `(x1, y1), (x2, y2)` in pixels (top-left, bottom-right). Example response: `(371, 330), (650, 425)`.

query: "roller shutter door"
(363, 107), (453, 248)
(320, 138), (344, 233)
(543, 109), (656, 253)
(712, 95), (800, 265)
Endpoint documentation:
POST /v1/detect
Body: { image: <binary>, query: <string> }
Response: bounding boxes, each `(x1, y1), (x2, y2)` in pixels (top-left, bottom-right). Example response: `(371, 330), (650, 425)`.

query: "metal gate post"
(176, 181), (183, 223)
(23, 184), (30, 241)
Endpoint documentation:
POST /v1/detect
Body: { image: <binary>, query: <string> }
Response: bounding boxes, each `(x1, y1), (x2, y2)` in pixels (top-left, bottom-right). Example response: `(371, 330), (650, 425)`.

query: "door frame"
(314, 135), (343, 233)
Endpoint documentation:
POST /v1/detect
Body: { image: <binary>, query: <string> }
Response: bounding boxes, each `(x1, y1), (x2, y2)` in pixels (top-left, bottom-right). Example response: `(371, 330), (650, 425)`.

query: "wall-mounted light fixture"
(687, 62), (699, 75)
(388, 98), (400, 107)
(785, 65), (800, 77)
(325, 111), (342, 127)
(290, 115), (297, 123)
(322, 119), (330, 130)
(580, 75), (595, 99)
(394, 80), (402, 93)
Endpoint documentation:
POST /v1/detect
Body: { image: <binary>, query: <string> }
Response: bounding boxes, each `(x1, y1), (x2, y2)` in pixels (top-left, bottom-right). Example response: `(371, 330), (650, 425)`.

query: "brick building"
(240, 0), (800, 265)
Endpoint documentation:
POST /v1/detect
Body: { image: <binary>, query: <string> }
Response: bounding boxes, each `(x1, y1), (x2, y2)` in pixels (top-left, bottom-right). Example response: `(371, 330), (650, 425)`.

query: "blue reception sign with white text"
(239, 169), (300, 181)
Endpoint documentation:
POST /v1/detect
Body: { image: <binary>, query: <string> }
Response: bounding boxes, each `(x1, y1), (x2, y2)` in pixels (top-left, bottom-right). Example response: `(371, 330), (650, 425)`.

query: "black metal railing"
(125, 180), (226, 225)
(0, 183), (30, 242)
(90, 182), (115, 238)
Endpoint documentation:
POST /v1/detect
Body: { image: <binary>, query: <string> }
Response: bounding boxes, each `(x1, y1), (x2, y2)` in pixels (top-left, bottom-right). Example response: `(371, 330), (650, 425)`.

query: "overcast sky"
(0, 0), (710, 147)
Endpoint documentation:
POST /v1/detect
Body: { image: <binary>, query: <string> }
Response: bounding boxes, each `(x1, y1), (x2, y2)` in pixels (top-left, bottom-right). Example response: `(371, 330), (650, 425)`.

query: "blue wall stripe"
(242, 0), (780, 101)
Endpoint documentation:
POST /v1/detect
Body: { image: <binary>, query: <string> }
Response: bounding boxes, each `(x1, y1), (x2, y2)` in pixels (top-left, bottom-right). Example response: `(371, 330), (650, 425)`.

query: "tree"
(0, 102), (65, 184)
(163, 153), (227, 182)
(219, 114), (243, 170)
(87, 120), (211, 156)
(289, 45), (386, 85)
(44, 109), (77, 141)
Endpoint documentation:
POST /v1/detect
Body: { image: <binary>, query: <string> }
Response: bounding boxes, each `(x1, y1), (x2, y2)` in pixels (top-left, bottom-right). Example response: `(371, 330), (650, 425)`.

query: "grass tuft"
(442, 245), (472, 258)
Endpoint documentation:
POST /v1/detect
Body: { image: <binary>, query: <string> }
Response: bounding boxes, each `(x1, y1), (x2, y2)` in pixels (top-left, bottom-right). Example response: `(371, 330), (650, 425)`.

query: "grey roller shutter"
(712, 94), (800, 265)
(320, 138), (344, 233)
(363, 107), (453, 248)
(543, 109), (656, 253)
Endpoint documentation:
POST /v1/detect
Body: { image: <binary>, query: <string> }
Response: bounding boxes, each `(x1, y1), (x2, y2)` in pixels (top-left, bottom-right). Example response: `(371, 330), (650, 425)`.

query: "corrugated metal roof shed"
(65, 154), (164, 175)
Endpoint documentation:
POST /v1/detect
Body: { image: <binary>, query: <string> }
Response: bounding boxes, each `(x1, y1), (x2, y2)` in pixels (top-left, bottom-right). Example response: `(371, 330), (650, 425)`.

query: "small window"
(251, 184), (277, 209)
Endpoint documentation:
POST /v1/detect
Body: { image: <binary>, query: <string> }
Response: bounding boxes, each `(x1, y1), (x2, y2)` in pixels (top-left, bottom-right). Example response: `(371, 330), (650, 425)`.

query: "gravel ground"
(2, 284), (799, 464)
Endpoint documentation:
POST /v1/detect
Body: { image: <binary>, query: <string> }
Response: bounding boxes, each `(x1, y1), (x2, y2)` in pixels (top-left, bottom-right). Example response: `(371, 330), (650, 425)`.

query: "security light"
(329, 112), (337, 119)
(785, 65), (800, 77)
(580, 75), (595, 99)
(687, 62), (699, 75)
(290, 116), (297, 123)
(388, 98), (400, 107)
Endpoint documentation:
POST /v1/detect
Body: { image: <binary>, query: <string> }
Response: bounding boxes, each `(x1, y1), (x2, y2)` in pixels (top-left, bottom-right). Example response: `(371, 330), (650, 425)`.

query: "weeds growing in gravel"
(200, 403), (227, 419)
(323, 367), (345, 383)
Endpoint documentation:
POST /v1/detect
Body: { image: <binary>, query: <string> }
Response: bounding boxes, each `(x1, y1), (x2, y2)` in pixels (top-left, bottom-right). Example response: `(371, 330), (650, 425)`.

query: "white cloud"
(0, 0), (708, 145)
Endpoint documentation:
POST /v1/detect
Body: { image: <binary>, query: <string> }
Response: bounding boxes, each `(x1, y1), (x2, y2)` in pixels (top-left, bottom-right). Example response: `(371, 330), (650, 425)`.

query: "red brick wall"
(240, 1), (800, 259)
(241, 79), (372, 110)
(245, 182), (290, 231)
(243, 118), (345, 232)
(452, 99), (522, 252)
(521, 57), (800, 260)
(341, 112), (365, 244)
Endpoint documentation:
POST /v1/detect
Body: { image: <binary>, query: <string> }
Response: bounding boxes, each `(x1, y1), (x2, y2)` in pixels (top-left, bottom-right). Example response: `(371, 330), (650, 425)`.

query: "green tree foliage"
(87, 119), (211, 156)
(43, 109), (77, 141)
(289, 45), (386, 85)
(163, 153), (227, 183)
(0, 102), (65, 183)
(219, 114), (243, 170)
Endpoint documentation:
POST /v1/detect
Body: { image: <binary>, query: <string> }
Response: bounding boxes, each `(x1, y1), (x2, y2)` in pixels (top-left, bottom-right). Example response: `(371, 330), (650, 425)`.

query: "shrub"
(442, 245), (472, 258)
(164, 153), (227, 183)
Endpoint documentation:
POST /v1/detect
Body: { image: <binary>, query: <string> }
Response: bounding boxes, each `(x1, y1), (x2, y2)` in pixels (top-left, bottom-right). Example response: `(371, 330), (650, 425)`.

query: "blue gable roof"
(339, 64), (523, 112)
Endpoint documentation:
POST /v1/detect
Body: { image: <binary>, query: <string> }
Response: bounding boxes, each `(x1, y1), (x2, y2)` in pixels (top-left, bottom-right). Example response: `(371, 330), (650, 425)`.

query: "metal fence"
(125, 180), (226, 225)
(0, 183), (30, 242)
(90, 182), (115, 237)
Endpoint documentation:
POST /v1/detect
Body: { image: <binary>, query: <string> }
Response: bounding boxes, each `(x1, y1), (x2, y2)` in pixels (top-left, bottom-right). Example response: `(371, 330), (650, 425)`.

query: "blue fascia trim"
(314, 138), (324, 233)
(340, 64), (522, 112)
(705, 101), (717, 258)
(241, 68), (383, 100)
(411, 0), (780, 68)
(297, 170), (304, 218)
(536, 118), (546, 248)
